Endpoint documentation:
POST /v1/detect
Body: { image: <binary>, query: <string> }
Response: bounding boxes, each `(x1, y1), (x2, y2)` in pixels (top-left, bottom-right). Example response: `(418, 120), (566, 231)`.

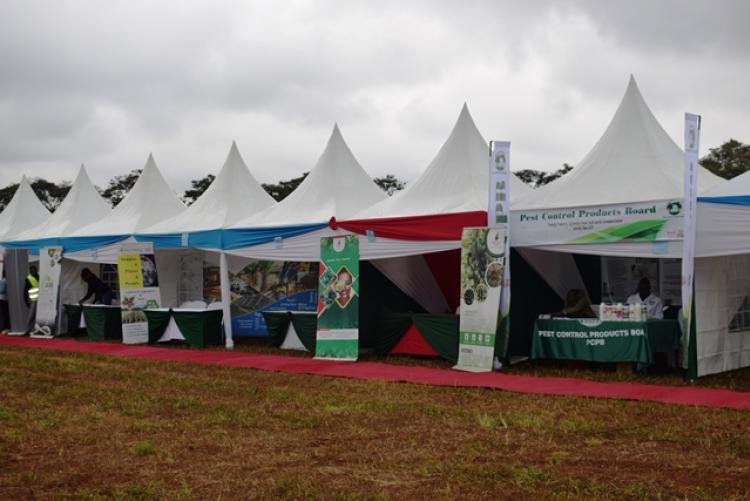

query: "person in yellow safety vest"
(24, 265), (39, 335)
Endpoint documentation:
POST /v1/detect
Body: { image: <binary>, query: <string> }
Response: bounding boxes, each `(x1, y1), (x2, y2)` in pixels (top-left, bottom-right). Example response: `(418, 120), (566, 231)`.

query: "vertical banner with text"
(489, 141), (512, 359)
(316, 235), (359, 361)
(455, 227), (506, 372)
(118, 243), (162, 345)
(682, 113), (700, 374)
(32, 246), (63, 338)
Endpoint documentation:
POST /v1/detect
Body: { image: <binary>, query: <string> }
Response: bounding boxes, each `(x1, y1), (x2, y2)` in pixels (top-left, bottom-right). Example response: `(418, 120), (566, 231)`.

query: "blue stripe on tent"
(2, 235), (129, 254)
(222, 223), (327, 250)
(698, 195), (750, 207)
(135, 230), (223, 250)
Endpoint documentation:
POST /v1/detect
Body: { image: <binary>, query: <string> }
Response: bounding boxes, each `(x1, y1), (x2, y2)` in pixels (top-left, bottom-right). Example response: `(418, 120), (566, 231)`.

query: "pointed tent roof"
(230, 124), (387, 228)
(700, 169), (750, 198)
(516, 76), (724, 210)
(143, 142), (276, 234)
(0, 176), (51, 241)
(10, 165), (111, 241)
(71, 153), (186, 237)
(355, 104), (531, 219)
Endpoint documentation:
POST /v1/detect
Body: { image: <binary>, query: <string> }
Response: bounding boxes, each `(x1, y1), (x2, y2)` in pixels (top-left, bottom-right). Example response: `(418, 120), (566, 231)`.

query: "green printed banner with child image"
(455, 227), (506, 372)
(315, 235), (359, 361)
(117, 242), (162, 345)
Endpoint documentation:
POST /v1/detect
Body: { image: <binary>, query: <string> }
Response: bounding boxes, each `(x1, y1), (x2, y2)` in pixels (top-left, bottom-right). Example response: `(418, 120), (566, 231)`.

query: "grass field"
(1, 344), (749, 500)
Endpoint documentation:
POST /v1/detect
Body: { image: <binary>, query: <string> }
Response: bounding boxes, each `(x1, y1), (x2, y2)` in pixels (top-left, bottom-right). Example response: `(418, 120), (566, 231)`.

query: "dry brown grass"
(1, 344), (749, 500)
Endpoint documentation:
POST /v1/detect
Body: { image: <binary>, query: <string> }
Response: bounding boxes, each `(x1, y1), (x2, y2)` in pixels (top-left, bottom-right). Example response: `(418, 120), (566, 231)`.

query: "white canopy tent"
(223, 124), (387, 260)
(509, 76), (745, 377)
(9, 165), (110, 243)
(0, 176), (51, 242)
(142, 141), (276, 237)
(4, 165), (113, 311)
(0, 176), (51, 332)
(512, 75), (724, 258)
(137, 142), (279, 348)
(692, 171), (750, 375)
(61, 154), (187, 310)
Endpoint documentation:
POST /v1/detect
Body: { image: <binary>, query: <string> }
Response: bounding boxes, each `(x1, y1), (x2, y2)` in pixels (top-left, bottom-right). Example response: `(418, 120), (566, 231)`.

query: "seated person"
(79, 268), (113, 305)
(552, 289), (596, 318)
(626, 278), (663, 319)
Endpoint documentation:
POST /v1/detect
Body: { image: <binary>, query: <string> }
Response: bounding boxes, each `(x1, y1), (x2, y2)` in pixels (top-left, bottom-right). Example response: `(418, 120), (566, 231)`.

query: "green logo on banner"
(667, 201), (682, 216)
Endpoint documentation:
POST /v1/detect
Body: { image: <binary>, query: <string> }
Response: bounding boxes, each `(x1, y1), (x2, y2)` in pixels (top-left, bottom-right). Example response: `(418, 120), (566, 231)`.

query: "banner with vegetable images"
(489, 140), (512, 360)
(316, 235), (359, 360)
(31, 246), (63, 338)
(118, 243), (162, 344)
(511, 200), (684, 247)
(455, 227), (505, 372)
(203, 260), (318, 337)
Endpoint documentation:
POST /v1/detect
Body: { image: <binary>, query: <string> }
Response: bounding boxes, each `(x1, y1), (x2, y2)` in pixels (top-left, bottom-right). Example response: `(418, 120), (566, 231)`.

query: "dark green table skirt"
(82, 305), (122, 341)
(144, 308), (224, 348)
(63, 304), (86, 337)
(262, 311), (317, 352)
(531, 318), (681, 367)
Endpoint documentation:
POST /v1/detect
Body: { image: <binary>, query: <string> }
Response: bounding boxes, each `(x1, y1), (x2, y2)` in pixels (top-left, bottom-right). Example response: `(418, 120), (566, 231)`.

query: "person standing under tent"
(627, 277), (663, 319)
(24, 264), (40, 334)
(79, 268), (113, 305)
(0, 269), (9, 333)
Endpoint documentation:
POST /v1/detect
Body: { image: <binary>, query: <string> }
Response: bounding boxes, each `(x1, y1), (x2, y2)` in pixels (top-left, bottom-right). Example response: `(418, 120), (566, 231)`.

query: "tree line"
(1, 139), (748, 212)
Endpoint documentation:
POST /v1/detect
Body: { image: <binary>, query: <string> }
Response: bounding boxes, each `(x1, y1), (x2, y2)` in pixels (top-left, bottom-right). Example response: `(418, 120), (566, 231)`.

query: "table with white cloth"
(143, 308), (224, 348)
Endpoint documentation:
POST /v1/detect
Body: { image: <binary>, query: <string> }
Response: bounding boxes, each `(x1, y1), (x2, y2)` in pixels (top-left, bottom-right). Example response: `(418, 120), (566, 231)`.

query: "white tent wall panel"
(155, 250), (180, 308)
(695, 254), (750, 376)
(371, 255), (451, 314)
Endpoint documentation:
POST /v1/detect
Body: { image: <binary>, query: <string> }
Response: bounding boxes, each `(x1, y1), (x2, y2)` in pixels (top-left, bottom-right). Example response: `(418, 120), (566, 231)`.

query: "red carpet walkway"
(2, 335), (749, 411)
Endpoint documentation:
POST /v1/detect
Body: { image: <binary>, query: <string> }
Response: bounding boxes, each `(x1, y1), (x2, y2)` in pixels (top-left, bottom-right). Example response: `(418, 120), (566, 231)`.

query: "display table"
(82, 304), (122, 341)
(63, 304), (86, 337)
(262, 311), (317, 352)
(531, 318), (680, 367)
(143, 308), (223, 348)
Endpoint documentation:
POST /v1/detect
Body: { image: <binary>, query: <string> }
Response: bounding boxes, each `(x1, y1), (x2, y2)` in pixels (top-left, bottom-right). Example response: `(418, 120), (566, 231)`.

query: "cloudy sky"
(0, 0), (748, 193)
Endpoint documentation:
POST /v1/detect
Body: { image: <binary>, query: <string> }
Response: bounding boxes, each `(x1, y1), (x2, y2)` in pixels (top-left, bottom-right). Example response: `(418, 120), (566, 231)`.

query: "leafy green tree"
(700, 139), (750, 180)
(262, 172), (309, 202)
(515, 163), (573, 188)
(374, 175), (406, 196)
(183, 174), (215, 205)
(0, 178), (72, 213)
(100, 169), (142, 207)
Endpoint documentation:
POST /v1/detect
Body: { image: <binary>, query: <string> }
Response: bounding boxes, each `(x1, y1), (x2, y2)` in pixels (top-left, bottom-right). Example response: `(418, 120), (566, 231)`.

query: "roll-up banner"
(316, 235), (359, 361)
(118, 242), (162, 344)
(489, 141), (512, 360)
(31, 246), (63, 338)
(454, 227), (506, 372)
(682, 113), (700, 374)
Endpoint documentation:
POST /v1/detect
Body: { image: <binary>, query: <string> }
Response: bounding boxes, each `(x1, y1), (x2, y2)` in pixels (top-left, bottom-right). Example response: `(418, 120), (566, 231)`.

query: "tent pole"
(219, 251), (234, 349)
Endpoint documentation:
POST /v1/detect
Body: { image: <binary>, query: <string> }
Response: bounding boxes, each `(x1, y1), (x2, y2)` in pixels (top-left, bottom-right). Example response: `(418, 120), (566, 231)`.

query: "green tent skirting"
(63, 304), (86, 337)
(262, 311), (317, 352)
(82, 306), (122, 341)
(144, 309), (224, 348)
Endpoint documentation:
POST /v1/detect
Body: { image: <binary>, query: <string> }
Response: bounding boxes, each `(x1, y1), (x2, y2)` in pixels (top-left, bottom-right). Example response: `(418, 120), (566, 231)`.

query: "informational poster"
(315, 235), (359, 361)
(31, 246), (63, 338)
(489, 141), (512, 359)
(203, 260), (318, 337)
(455, 227), (505, 372)
(682, 113), (700, 372)
(512, 199), (684, 247)
(118, 243), (161, 345)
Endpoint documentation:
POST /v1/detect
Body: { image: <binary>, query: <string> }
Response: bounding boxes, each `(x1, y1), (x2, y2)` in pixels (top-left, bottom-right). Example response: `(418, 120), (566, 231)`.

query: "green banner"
(316, 235), (359, 360)
(455, 227), (505, 372)
(531, 318), (654, 366)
